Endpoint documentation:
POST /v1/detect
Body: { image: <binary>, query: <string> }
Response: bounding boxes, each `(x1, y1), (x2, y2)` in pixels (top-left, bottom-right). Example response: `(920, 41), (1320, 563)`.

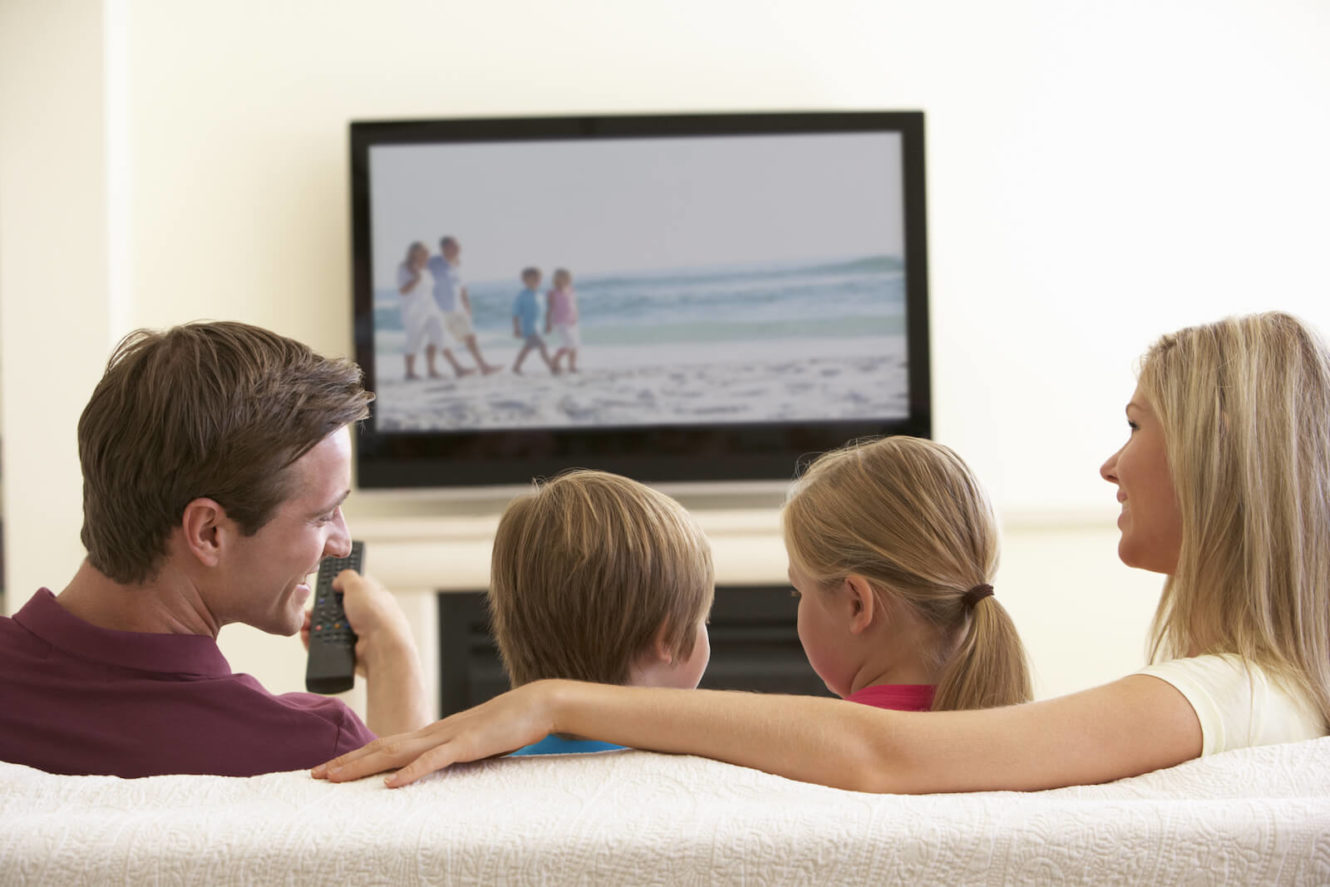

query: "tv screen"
(350, 112), (929, 489)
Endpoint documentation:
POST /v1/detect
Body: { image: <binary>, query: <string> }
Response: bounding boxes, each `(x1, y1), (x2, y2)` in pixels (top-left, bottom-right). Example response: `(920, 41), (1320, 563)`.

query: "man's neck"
(57, 559), (220, 637)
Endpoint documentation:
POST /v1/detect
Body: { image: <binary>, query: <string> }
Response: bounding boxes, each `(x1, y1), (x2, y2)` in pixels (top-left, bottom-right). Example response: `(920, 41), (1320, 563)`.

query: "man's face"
(442, 240), (460, 263)
(213, 426), (353, 635)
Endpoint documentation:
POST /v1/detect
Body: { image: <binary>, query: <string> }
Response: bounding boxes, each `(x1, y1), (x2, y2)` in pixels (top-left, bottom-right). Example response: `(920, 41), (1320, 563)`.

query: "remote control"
(305, 541), (364, 694)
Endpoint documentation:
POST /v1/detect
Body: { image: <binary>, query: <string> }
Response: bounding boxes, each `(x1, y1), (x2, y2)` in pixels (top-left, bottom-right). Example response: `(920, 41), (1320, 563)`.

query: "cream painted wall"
(2, 1), (1328, 711)
(0, 0), (119, 611)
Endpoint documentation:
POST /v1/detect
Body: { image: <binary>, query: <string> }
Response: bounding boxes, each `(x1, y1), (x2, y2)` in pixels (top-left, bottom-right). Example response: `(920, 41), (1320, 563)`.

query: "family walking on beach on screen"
(397, 236), (580, 380)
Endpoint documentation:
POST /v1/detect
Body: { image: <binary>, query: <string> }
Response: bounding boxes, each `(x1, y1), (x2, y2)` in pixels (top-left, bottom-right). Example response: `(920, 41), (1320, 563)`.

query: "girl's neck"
(849, 658), (941, 695)
(846, 606), (951, 695)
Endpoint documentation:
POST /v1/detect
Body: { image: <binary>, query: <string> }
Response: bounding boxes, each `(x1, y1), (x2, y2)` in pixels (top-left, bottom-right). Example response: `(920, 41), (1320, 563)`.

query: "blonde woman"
(315, 312), (1329, 792)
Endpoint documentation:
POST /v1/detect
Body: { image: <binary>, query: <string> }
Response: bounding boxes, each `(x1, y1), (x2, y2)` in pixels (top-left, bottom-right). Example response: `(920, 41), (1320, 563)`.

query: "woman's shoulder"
(1137, 654), (1325, 754)
(1139, 653), (1288, 694)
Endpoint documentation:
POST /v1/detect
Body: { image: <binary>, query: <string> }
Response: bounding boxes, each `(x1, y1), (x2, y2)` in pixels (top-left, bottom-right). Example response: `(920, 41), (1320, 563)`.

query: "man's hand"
(334, 571), (412, 676)
(329, 571), (431, 735)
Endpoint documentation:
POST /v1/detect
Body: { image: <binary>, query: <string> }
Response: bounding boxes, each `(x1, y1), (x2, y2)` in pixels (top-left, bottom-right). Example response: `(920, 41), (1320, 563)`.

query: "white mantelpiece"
(353, 509), (790, 595)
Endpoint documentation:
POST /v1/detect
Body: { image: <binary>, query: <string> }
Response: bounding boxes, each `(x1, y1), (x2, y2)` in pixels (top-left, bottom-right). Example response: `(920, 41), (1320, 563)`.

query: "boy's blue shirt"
(513, 287), (540, 337)
(508, 734), (626, 756)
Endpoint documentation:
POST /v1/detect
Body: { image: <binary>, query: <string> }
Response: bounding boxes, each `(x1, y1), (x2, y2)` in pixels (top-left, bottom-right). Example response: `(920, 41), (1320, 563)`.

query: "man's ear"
(843, 575), (878, 636)
(179, 497), (228, 567)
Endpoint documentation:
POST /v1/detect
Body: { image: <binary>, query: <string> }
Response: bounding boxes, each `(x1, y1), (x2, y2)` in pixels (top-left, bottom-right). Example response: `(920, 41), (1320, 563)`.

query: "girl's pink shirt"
(844, 684), (935, 712)
(547, 287), (578, 325)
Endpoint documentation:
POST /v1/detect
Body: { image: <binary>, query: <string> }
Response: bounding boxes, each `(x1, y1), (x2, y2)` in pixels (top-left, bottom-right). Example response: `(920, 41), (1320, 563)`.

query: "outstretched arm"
(313, 673), (1200, 792)
(335, 571), (432, 736)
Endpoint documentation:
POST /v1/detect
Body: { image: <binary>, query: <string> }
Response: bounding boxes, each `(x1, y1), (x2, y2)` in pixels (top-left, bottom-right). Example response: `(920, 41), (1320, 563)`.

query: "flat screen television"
(350, 111), (930, 490)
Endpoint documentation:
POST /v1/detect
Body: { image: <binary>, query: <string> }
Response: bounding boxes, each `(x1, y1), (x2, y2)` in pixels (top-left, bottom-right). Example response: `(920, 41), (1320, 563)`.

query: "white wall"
(0, 0), (118, 605)
(2, 1), (1328, 704)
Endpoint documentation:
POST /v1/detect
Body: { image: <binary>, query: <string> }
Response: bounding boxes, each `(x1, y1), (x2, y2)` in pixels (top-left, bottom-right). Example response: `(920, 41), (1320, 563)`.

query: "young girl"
(316, 312), (1330, 793)
(396, 241), (446, 380)
(785, 436), (1029, 713)
(545, 267), (580, 373)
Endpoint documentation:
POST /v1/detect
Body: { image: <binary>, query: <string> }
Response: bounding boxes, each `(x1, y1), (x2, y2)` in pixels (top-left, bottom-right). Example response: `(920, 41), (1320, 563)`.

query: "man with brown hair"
(488, 469), (715, 755)
(0, 321), (429, 777)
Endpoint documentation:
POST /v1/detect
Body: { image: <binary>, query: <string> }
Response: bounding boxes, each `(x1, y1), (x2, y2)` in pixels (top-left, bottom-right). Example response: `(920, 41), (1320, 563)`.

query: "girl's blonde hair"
(1138, 311), (1330, 724)
(782, 437), (1031, 711)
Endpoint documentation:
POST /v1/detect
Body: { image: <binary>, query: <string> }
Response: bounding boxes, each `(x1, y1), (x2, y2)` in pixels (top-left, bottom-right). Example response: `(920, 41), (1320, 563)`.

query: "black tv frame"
(350, 111), (930, 490)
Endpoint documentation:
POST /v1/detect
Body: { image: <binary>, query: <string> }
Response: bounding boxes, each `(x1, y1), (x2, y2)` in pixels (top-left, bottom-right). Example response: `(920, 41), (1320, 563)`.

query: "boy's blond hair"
(489, 470), (714, 687)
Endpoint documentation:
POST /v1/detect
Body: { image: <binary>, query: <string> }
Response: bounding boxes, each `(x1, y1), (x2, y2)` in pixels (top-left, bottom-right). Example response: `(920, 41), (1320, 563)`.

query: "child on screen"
(784, 436), (1031, 712)
(511, 266), (557, 376)
(545, 268), (580, 373)
(488, 469), (714, 755)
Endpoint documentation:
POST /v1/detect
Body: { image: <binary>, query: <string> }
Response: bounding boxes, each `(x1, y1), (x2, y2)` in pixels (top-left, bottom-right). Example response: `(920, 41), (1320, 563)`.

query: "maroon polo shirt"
(0, 589), (376, 778)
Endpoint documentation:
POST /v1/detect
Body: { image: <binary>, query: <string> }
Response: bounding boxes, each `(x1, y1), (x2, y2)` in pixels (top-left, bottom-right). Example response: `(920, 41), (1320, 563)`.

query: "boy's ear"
(649, 622), (677, 664)
(626, 624), (682, 687)
(179, 497), (228, 568)
(843, 575), (877, 635)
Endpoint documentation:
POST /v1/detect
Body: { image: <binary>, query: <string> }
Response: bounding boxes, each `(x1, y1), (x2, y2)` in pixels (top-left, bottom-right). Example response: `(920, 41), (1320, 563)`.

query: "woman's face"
(1100, 384), (1183, 574)
(409, 245), (427, 269)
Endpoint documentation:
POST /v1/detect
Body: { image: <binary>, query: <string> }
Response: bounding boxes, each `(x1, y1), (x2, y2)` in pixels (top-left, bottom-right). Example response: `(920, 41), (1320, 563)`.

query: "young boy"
(511, 267), (557, 375)
(488, 469), (714, 755)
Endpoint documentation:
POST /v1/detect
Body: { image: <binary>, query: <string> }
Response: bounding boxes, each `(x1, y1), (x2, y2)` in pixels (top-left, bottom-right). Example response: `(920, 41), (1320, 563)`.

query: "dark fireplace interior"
(437, 586), (834, 716)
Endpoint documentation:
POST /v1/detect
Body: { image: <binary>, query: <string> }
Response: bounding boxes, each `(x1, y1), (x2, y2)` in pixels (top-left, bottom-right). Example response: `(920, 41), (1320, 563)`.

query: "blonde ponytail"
(932, 594), (1032, 711)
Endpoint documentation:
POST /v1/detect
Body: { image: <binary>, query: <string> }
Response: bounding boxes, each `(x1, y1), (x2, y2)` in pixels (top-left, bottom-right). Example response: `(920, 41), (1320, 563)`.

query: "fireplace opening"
(437, 585), (834, 716)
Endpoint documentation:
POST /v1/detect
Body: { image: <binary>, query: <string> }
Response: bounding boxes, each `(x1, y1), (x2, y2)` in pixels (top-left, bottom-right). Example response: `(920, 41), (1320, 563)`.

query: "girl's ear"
(179, 498), (227, 568)
(843, 575), (878, 635)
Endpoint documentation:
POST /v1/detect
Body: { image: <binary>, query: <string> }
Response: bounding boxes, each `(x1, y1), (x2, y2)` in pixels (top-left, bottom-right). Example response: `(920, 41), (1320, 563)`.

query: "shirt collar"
(14, 588), (233, 677)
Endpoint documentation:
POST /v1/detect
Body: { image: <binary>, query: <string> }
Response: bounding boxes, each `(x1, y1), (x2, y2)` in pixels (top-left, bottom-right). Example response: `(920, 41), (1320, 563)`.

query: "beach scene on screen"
(368, 132), (910, 432)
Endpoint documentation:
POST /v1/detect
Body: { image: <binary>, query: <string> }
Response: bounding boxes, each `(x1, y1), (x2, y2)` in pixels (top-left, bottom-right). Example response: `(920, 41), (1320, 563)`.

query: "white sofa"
(3, 738), (1329, 886)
